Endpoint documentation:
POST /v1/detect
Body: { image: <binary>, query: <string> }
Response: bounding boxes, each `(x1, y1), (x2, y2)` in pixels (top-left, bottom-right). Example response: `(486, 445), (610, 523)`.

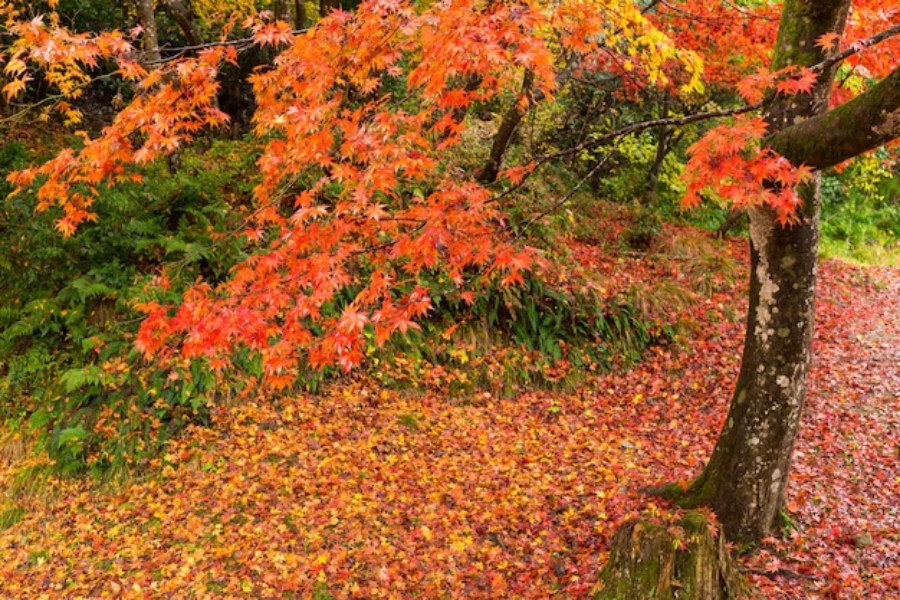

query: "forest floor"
(1, 226), (899, 599)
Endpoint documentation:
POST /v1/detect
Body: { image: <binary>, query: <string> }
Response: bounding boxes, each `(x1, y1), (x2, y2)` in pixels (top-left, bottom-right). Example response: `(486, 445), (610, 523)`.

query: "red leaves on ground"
(3, 230), (900, 597)
(745, 262), (900, 598)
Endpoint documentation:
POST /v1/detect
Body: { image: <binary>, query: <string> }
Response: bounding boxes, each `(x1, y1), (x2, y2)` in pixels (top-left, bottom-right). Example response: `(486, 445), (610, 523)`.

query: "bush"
(0, 138), (258, 476)
(820, 151), (900, 264)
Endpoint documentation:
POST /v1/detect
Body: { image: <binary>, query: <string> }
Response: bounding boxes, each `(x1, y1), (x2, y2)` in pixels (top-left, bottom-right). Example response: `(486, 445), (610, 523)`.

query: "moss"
(593, 511), (746, 599)
(767, 67), (900, 170)
(645, 481), (689, 501)
(771, 0), (850, 70)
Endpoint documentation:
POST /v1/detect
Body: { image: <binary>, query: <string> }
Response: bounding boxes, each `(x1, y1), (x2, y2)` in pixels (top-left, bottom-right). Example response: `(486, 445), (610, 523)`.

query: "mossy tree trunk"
(600, 2), (900, 594)
(675, 0), (851, 544)
(678, 0), (900, 543)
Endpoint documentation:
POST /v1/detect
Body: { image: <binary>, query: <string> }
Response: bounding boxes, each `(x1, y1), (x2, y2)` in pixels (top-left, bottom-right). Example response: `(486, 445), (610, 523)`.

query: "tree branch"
(767, 64), (900, 170)
(813, 22), (900, 74)
(159, 0), (204, 48)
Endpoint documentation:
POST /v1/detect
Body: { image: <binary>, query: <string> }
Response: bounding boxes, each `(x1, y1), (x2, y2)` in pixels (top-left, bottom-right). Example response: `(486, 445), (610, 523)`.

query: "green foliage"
(0, 138), (259, 476)
(596, 129), (686, 206)
(0, 505), (26, 530)
(456, 274), (667, 364)
(820, 153), (900, 265)
(622, 204), (662, 251)
(368, 266), (677, 397)
(35, 0), (134, 34)
(311, 582), (336, 600)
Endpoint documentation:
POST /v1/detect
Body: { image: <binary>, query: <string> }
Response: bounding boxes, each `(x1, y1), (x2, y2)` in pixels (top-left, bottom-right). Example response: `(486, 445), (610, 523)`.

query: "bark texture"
(159, 0), (203, 48)
(476, 71), (534, 184)
(678, 195), (821, 541)
(136, 0), (161, 64)
(593, 512), (745, 600)
(767, 65), (900, 170)
(677, 0), (852, 543)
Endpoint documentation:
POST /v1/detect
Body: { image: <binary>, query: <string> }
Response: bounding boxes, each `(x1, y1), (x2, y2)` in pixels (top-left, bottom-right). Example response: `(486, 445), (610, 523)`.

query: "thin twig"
(814, 21), (900, 74)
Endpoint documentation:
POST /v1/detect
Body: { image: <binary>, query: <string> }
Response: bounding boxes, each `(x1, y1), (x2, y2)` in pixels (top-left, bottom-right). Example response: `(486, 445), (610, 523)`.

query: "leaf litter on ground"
(0, 229), (898, 598)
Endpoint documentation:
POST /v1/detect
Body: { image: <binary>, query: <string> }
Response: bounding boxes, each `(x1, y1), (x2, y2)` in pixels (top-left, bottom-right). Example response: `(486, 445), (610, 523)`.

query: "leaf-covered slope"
(1, 255), (898, 598)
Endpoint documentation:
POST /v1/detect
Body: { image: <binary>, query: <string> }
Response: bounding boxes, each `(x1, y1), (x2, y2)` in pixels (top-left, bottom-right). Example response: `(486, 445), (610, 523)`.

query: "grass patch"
(0, 505), (26, 530)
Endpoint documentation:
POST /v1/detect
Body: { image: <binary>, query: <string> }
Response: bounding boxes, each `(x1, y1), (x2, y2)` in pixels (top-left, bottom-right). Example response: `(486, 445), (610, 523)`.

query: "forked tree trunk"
(159, 0), (203, 48)
(674, 0), (852, 543)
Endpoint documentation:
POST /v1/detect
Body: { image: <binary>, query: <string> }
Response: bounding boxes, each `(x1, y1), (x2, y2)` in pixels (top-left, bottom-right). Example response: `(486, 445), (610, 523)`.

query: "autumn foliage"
(3, 0), (900, 596)
(3, 0), (712, 385)
(2, 238), (899, 597)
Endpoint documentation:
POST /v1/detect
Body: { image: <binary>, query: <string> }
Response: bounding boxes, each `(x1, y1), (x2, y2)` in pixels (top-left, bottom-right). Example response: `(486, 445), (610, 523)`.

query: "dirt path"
(747, 263), (900, 598)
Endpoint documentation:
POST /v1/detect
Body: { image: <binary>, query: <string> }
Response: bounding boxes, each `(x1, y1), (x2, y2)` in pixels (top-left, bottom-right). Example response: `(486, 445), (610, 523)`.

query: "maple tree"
(2, 0), (703, 379)
(3, 0), (900, 595)
(663, 0), (900, 545)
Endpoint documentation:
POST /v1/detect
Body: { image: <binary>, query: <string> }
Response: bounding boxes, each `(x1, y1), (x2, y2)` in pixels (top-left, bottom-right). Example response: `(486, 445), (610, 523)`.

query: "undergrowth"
(1, 130), (748, 481)
(0, 138), (257, 478)
(819, 153), (900, 266)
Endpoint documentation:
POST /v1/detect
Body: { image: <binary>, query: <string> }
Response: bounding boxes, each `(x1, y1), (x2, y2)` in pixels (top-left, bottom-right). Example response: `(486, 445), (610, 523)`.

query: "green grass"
(0, 505), (26, 530)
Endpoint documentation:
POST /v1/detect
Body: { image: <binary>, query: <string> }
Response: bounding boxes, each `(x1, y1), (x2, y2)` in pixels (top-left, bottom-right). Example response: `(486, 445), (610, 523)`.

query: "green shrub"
(0, 138), (258, 476)
(820, 151), (900, 265)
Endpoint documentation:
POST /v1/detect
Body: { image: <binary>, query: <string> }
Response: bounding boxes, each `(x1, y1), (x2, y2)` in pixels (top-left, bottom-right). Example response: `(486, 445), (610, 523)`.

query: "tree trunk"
(159, 0), (203, 48)
(674, 0), (852, 543)
(593, 511), (745, 599)
(476, 70), (534, 184)
(294, 0), (307, 29)
(136, 0), (161, 64)
(715, 209), (745, 239)
(677, 194), (821, 542)
(766, 64), (900, 171)
(273, 0), (292, 23)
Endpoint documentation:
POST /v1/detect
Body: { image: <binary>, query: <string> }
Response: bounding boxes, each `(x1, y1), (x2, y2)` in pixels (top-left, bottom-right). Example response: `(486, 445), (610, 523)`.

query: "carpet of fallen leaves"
(1, 231), (899, 598)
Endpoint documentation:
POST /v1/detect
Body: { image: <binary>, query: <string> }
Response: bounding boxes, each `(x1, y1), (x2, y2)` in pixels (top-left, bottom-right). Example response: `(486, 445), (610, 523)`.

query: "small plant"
(398, 413), (420, 431)
(0, 505), (26, 530)
(311, 581), (335, 600)
(623, 205), (663, 251)
(780, 509), (799, 537)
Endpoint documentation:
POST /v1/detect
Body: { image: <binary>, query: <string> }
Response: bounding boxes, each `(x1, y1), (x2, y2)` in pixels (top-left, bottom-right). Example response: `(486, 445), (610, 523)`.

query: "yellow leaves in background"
(548, 0), (704, 95)
(191, 0), (259, 23)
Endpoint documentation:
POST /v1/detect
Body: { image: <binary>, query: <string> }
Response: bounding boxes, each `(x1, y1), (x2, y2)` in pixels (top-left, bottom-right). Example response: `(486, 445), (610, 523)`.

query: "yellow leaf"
(2, 76), (30, 101)
(4, 58), (27, 76)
